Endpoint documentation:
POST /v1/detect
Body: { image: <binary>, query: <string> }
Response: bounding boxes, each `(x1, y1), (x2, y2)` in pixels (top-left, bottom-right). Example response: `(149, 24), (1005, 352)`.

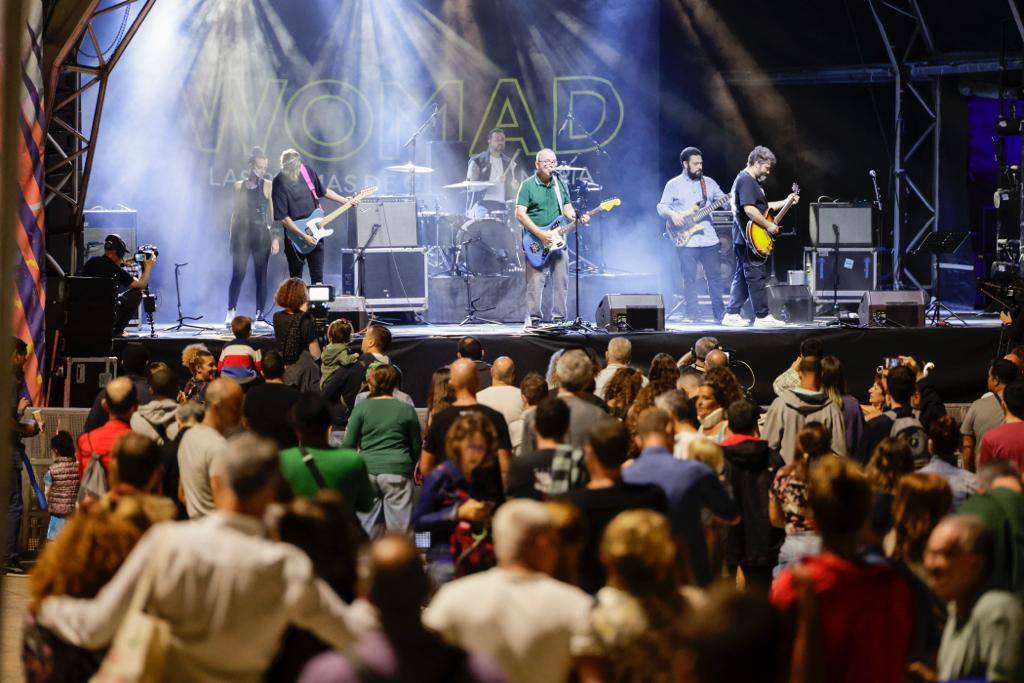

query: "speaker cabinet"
(766, 284), (814, 323)
(341, 248), (427, 311)
(60, 277), (116, 357)
(809, 202), (873, 246)
(858, 290), (928, 328)
(596, 294), (665, 331)
(353, 197), (417, 248)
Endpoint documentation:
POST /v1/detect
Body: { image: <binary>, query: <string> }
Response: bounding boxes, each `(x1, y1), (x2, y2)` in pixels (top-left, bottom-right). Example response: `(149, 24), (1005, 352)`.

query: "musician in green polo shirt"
(514, 148), (589, 327)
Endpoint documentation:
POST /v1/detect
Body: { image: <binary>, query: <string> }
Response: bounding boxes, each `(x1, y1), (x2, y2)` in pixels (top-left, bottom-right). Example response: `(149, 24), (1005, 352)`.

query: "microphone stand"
(356, 223), (391, 327)
(558, 107), (609, 277)
(824, 224), (856, 328)
(169, 262), (207, 332)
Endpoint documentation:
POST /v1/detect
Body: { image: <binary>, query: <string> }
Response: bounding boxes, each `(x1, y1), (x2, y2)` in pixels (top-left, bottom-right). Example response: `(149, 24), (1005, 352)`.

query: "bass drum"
(458, 218), (520, 275)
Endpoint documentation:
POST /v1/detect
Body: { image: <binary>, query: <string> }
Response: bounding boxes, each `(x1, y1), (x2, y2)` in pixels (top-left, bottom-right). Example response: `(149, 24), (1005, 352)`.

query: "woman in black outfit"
(272, 277), (321, 392)
(226, 147), (279, 326)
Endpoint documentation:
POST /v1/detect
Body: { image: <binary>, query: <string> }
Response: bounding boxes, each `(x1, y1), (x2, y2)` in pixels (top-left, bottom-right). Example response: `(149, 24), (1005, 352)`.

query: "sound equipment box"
(596, 294), (665, 331)
(858, 290), (928, 328)
(809, 202), (873, 246)
(341, 247), (428, 311)
(59, 277), (116, 357)
(354, 197), (417, 248)
(804, 247), (880, 302)
(62, 356), (118, 408)
(312, 295), (369, 331)
(766, 284), (814, 324)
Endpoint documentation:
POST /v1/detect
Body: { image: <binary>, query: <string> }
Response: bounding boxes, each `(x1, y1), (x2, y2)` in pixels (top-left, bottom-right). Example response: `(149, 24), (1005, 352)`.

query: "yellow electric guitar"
(745, 182), (800, 260)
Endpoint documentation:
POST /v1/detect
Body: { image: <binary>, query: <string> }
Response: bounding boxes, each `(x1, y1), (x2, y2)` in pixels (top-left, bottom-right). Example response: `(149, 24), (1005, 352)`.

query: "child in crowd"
(218, 316), (262, 386)
(43, 431), (79, 540)
(320, 318), (359, 389)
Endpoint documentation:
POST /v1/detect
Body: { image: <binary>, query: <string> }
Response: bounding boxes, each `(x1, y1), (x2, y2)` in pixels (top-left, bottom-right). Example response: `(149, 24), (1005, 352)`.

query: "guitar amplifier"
(809, 202), (873, 247)
(353, 197), (417, 248)
(341, 248), (427, 311)
(596, 294), (665, 331)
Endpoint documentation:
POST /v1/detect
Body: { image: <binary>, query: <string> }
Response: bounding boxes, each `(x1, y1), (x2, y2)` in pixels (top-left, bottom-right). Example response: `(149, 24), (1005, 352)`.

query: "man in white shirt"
(594, 337), (648, 399)
(37, 433), (357, 683)
(178, 378), (243, 518)
(477, 356), (524, 452)
(423, 499), (598, 683)
(467, 128), (522, 208)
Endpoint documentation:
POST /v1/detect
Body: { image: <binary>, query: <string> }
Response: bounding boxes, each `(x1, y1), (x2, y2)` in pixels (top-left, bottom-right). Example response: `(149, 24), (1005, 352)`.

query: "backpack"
(280, 312), (306, 365)
(77, 439), (109, 503)
(885, 410), (929, 468)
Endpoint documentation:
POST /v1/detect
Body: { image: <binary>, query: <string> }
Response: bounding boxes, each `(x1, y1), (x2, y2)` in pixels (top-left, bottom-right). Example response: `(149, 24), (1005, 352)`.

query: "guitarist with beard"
(658, 146), (729, 323)
(271, 148), (359, 284)
(722, 145), (799, 328)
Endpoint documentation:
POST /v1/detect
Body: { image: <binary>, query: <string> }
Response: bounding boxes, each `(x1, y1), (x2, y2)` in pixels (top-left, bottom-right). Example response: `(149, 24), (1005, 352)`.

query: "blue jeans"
(677, 245), (725, 320)
(773, 531), (821, 578)
(727, 243), (770, 318)
(525, 249), (568, 323)
(7, 460), (24, 562)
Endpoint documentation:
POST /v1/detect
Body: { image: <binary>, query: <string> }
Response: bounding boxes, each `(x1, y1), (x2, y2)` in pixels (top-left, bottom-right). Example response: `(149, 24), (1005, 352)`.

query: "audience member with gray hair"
(36, 432), (358, 682)
(595, 337), (648, 399)
(521, 349), (606, 456)
(924, 515), (1023, 683)
(423, 499), (598, 683)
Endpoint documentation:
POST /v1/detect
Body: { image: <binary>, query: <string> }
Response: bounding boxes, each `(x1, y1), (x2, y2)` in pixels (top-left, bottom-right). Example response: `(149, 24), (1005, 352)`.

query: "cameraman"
(1000, 306), (1024, 349)
(81, 234), (157, 336)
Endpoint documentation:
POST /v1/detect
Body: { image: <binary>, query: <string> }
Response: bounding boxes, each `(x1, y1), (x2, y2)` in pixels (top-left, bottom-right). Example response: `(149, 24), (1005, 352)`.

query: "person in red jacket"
(75, 377), (137, 477)
(772, 457), (912, 683)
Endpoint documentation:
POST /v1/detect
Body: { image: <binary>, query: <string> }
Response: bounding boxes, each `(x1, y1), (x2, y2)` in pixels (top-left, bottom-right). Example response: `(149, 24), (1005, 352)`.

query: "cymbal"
(385, 162), (434, 174)
(443, 180), (495, 191)
(554, 165), (585, 172)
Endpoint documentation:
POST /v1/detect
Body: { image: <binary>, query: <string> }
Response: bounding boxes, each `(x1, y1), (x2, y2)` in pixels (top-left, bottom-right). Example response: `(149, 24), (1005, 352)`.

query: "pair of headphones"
(104, 234), (128, 257)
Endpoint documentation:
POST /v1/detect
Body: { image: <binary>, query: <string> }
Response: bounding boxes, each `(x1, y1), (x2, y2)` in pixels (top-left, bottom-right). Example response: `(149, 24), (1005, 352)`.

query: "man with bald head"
(925, 515), (1023, 683)
(420, 358), (512, 491)
(515, 148), (589, 326)
(594, 337), (648, 399)
(301, 535), (505, 682)
(76, 376), (137, 477)
(477, 356), (525, 452)
(178, 378), (244, 518)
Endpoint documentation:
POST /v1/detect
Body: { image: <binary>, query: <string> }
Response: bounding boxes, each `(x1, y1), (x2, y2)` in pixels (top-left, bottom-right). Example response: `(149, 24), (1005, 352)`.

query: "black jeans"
(228, 221), (272, 311)
(7, 459), (23, 562)
(726, 243), (769, 318)
(677, 244), (725, 320)
(284, 237), (325, 284)
(114, 288), (142, 335)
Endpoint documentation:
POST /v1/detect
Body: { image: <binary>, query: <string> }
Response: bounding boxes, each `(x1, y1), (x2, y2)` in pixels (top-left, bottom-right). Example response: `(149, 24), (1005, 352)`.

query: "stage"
(114, 314), (1005, 408)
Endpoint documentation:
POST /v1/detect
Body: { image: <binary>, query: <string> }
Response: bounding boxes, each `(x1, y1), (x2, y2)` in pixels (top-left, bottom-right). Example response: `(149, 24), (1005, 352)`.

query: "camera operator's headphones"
(104, 234), (128, 257)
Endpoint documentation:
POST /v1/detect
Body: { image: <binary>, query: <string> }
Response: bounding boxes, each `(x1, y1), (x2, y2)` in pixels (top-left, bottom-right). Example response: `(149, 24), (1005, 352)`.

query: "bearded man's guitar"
(286, 186), (378, 255)
(745, 182), (800, 261)
(665, 194), (732, 246)
(522, 198), (621, 268)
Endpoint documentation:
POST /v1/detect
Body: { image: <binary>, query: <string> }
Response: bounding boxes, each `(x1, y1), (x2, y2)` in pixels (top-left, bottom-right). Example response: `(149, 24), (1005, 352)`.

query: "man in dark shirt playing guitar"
(271, 148), (359, 284)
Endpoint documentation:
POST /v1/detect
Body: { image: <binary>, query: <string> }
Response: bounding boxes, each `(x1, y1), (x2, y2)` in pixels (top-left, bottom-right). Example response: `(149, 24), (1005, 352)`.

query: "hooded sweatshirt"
(762, 388), (846, 463)
(722, 435), (785, 567)
(319, 343), (360, 389)
(130, 399), (181, 445)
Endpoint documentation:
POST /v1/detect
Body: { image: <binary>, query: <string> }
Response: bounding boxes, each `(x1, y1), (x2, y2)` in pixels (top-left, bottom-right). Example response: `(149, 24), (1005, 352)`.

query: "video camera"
(134, 244), (159, 263)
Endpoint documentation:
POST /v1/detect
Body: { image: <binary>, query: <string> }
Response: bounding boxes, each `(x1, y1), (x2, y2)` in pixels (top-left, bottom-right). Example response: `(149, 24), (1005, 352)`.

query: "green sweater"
(341, 397), (422, 476)
(960, 487), (1024, 594)
(278, 446), (375, 514)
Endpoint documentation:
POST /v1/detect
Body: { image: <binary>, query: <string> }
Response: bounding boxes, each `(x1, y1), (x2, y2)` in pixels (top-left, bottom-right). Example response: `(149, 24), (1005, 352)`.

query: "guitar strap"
(298, 165), (323, 212)
(552, 174), (565, 212)
(698, 177), (708, 206)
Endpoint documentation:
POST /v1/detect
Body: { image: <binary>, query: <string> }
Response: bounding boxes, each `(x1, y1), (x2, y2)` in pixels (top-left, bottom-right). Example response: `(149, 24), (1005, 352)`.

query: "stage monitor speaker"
(354, 197), (417, 248)
(766, 284), (814, 323)
(60, 277), (116, 357)
(809, 202), (873, 246)
(312, 295), (369, 332)
(858, 290), (928, 328)
(596, 294), (665, 331)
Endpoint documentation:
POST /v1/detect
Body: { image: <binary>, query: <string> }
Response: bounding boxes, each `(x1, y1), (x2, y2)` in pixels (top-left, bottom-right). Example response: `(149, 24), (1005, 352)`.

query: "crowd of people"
(8, 281), (1024, 682)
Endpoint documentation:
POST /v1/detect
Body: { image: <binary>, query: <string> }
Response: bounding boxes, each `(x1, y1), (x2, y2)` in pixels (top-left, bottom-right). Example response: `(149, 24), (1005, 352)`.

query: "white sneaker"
(753, 314), (787, 328)
(721, 313), (749, 327)
(224, 309), (235, 326)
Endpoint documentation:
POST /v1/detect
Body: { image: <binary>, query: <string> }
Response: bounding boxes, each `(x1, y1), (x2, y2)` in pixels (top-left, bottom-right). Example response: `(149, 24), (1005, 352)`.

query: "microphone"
(869, 169), (876, 178)
(557, 99), (574, 136)
(432, 103), (439, 128)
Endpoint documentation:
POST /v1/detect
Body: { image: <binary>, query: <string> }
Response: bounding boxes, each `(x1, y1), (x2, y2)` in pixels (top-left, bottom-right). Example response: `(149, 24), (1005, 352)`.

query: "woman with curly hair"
(590, 509), (701, 683)
(646, 353), (681, 395)
(695, 367), (744, 441)
(23, 510), (144, 682)
(887, 473), (952, 578)
(272, 277), (321, 391)
(413, 413), (503, 584)
(604, 368), (644, 421)
(769, 422), (834, 576)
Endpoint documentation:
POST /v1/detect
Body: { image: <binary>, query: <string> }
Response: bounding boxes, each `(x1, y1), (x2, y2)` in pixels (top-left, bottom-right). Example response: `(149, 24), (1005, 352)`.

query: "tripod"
(911, 231), (970, 327)
(169, 262), (206, 332)
(456, 236), (500, 325)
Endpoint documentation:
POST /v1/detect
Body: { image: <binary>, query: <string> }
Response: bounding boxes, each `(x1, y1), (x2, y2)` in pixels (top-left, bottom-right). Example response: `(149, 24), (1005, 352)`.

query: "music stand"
(910, 231), (969, 327)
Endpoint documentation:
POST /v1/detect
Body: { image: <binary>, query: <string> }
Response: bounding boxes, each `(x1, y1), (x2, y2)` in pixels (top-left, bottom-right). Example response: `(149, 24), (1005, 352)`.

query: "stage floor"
(116, 312), (1004, 407)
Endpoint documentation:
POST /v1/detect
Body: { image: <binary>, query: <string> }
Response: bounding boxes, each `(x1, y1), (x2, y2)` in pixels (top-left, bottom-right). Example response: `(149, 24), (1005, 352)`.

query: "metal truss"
(868, 0), (940, 292)
(43, 0), (155, 271)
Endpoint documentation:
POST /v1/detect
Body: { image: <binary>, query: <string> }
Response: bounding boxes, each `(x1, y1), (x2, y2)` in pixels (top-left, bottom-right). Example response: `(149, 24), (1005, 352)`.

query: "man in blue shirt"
(657, 147), (728, 322)
(622, 407), (738, 585)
